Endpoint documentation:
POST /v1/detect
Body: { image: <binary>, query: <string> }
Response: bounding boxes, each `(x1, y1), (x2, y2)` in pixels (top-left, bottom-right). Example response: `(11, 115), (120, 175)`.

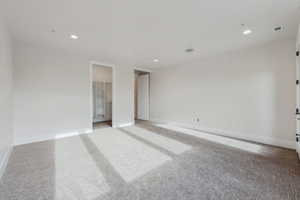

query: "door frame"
(89, 61), (115, 128)
(296, 26), (300, 156)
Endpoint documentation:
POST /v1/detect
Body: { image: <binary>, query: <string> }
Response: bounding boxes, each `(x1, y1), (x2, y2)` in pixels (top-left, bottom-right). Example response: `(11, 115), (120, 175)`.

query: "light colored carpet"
(122, 126), (191, 155)
(0, 122), (300, 200)
(85, 127), (171, 182)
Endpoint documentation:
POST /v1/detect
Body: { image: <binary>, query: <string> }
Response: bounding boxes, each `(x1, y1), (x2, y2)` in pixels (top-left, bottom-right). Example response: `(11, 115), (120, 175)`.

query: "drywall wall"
(150, 39), (296, 149)
(0, 20), (13, 178)
(13, 42), (135, 145)
(112, 65), (135, 127)
(93, 64), (112, 83)
(13, 44), (91, 145)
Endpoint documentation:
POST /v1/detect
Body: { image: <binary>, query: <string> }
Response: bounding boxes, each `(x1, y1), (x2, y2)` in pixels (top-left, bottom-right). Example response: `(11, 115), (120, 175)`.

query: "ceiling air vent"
(185, 48), (194, 53)
(274, 26), (282, 32)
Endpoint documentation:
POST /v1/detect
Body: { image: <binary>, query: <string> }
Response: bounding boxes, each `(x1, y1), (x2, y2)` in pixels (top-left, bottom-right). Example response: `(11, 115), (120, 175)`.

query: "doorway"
(135, 70), (150, 121)
(296, 42), (300, 156)
(296, 25), (300, 157)
(91, 64), (113, 129)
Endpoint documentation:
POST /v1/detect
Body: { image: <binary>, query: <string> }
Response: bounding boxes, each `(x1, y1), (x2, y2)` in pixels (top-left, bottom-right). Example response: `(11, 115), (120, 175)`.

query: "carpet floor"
(0, 122), (299, 200)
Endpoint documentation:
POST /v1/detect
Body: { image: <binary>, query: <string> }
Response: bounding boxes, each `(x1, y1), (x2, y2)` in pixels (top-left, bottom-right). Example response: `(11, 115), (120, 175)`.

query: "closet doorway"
(91, 63), (113, 129)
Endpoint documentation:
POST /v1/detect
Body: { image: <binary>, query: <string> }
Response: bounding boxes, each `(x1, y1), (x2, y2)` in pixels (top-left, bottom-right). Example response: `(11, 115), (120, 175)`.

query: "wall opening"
(91, 64), (113, 129)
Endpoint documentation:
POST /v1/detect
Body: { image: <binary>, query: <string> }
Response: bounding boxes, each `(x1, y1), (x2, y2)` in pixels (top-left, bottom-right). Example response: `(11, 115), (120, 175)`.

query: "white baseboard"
(113, 122), (135, 128)
(15, 128), (94, 146)
(150, 119), (295, 150)
(14, 121), (136, 146)
(0, 147), (12, 180)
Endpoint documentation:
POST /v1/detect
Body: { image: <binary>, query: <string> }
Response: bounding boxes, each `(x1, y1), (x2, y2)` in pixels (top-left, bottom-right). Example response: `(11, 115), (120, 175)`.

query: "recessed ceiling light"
(153, 59), (159, 62)
(243, 29), (252, 35)
(70, 34), (79, 39)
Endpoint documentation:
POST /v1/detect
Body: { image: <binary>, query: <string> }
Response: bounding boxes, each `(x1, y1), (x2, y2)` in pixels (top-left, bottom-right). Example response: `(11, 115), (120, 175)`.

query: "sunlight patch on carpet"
(55, 137), (110, 200)
(89, 128), (171, 182)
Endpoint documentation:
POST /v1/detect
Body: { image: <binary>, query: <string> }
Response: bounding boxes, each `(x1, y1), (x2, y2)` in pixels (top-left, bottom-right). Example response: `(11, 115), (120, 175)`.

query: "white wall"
(150, 39), (296, 149)
(113, 65), (135, 127)
(13, 43), (135, 145)
(0, 20), (13, 177)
